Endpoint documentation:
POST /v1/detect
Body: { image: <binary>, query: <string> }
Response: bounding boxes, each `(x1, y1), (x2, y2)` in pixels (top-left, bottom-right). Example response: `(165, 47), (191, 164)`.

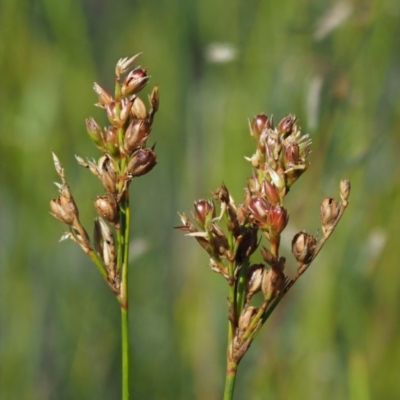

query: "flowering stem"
(50, 54), (159, 400)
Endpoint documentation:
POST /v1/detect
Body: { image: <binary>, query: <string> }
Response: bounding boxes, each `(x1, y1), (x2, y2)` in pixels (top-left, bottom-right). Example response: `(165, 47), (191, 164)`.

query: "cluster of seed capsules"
(177, 113), (350, 361)
(178, 114), (312, 297)
(50, 54), (159, 294)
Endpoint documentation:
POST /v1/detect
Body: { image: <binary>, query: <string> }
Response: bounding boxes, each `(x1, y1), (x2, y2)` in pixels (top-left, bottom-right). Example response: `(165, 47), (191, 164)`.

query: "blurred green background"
(1, 0), (399, 399)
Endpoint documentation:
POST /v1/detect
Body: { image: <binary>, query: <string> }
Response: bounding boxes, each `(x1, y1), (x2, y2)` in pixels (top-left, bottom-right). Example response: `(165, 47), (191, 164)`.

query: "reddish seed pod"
(250, 113), (273, 139)
(121, 67), (149, 96)
(193, 199), (215, 229)
(247, 196), (271, 226)
(277, 114), (296, 137)
(267, 205), (288, 235)
(262, 179), (280, 205)
(284, 142), (300, 167)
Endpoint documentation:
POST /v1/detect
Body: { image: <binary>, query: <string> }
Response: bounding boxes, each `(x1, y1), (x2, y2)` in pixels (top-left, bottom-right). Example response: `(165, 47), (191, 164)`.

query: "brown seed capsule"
(238, 306), (258, 333)
(98, 156), (118, 194)
(131, 96), (148, 120)
(320, 197), (340, 235)
(247, 196), (271, 226)
(50, 196), (76, 225)
(291, 231), (317, 266)
(123, 119), (151, 154)
(125, 147), (157, 178)
(261, 267), (285, 301)
(245, 264), (265, 301)
(49, 179), (80, 225)
(94, 194), (119, 224)
(121, 67), (149, 96)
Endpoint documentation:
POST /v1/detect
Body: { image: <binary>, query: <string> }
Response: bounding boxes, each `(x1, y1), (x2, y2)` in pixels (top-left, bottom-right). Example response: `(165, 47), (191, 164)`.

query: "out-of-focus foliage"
(0, 0), (399, 399)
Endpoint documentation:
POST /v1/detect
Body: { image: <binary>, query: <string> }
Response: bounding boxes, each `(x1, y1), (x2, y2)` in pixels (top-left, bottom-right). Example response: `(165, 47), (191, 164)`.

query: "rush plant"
(49, 54), (159, 400)
(176, 113), (350, 400)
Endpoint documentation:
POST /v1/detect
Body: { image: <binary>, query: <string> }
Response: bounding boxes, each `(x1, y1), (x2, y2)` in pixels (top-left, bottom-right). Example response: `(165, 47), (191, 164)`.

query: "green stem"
(87, 249), (108, 279)
(121, 190), (130, 400)
(120, 191), (131, 400)
(223, 358), (238, 400)
(121, 305), (129, 400)
(224, 258), (239, 400)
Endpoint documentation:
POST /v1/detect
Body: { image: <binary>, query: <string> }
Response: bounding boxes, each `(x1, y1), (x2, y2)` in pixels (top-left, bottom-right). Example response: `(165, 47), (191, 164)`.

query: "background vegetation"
(1, 0), (399, 399)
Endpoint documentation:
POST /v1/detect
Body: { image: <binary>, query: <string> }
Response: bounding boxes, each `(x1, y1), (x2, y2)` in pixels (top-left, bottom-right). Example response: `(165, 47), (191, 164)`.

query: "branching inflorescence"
(176, 113), (350, 399)
(50, 54), (159, 303)
(49, 54), (159, 399)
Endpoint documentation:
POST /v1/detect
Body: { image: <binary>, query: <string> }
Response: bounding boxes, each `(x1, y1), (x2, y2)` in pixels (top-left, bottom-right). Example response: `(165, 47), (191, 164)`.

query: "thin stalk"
(121, 306), (129, 400)
(114, 83), (131, 400)
(120, 191), (131, 400)
(223, 358), (238, 400)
